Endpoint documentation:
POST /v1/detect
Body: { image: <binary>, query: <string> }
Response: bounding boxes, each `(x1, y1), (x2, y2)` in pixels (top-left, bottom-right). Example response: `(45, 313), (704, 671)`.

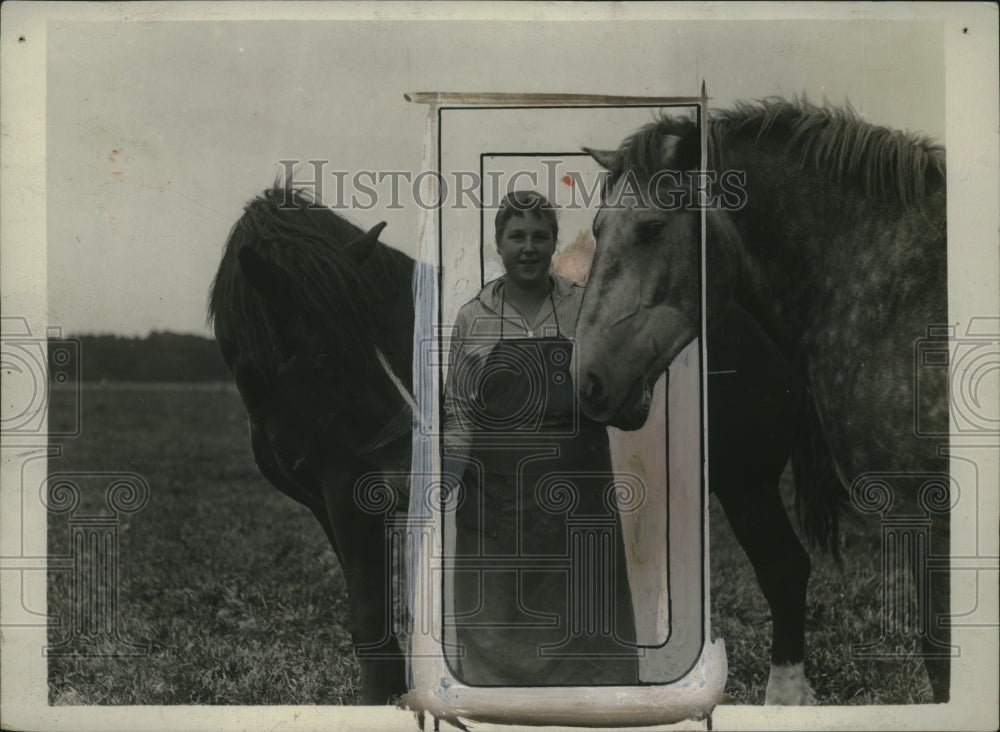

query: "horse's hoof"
(764, 662), (817, 705)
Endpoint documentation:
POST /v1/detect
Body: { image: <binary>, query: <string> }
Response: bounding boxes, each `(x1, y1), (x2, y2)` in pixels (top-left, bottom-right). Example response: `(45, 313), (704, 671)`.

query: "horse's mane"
(611, 96), (946, 208)
(209, 186), (412, 374)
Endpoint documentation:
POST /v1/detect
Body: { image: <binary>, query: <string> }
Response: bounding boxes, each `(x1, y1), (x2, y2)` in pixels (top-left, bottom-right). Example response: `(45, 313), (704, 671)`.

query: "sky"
(38, 6), (952, 337)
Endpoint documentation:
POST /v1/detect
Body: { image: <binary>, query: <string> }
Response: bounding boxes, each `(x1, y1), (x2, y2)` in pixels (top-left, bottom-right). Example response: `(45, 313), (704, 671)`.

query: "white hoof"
(765, 662), (817, 705)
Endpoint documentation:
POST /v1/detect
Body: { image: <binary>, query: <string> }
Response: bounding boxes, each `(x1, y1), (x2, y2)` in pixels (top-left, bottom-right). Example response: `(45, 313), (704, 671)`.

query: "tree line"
(52, 332), (232, 383)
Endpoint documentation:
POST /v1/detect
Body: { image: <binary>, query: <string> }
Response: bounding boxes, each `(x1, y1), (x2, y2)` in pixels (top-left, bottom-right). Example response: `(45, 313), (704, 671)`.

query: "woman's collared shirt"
(442, 274), (585, 460)
(452, 273), (583, 339)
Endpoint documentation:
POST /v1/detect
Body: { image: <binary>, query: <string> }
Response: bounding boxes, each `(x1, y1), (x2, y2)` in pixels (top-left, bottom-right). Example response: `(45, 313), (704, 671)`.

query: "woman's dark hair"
(494, 190), (558, 244)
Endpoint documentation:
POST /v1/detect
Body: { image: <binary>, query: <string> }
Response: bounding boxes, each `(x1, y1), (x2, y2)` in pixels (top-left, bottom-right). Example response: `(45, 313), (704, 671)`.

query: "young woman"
(442, 190), (638, 686)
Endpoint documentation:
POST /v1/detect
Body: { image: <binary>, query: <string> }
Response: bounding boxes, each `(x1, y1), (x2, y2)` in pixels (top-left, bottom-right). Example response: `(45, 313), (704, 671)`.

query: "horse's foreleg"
(253, 422), (405, 702)
(319, 459), (407, 705)
(715, 480), (815, 705)
(707, 303), (813, 703)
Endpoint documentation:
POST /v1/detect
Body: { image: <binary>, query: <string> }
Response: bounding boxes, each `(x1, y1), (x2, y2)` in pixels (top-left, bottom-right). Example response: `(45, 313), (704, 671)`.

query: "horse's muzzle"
(580, 370), (651, 431)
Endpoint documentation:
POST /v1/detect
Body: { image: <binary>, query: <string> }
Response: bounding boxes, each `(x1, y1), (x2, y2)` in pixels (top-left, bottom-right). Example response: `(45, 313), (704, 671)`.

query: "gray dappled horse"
(577, 98), (949, 703)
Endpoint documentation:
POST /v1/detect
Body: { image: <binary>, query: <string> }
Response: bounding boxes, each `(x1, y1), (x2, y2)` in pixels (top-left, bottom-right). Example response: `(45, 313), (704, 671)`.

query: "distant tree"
(52, 332), (231, 383)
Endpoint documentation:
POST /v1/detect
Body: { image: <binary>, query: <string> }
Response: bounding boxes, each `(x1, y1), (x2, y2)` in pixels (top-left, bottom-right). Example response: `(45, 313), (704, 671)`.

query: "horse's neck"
(722, 142), (899, 351)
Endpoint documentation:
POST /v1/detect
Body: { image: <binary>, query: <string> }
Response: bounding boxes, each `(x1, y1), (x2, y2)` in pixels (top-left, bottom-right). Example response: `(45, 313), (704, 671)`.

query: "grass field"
(46, 384), (932, 706)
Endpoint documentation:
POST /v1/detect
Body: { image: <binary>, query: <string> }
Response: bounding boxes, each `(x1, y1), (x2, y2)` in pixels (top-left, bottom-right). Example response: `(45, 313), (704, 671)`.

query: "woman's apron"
(449, 290), (638, 686)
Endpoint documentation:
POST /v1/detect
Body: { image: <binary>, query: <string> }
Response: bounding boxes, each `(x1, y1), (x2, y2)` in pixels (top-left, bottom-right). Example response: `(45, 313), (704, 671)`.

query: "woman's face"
(496, 212), (556, 289)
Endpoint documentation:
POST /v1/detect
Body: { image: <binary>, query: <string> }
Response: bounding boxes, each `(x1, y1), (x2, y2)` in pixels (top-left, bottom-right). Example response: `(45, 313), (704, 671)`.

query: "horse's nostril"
(583, 372), (607, 412)
(586, 373), (602, 398)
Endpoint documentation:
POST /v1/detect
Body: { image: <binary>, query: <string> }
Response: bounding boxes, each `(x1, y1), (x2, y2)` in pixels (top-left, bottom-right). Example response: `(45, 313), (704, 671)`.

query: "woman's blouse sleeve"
(442, 306), (476, 467)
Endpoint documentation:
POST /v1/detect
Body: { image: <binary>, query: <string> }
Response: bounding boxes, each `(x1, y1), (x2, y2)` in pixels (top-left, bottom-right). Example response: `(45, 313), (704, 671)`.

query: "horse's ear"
(238, 247), (296, 313)
(583, 147), (618, 171)
(344, 221), (387, 263)
(658, 135), (684, 165)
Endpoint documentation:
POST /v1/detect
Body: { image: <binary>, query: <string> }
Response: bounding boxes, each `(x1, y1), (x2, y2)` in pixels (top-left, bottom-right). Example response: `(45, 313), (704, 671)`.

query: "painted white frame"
(404, 93), (724, 727)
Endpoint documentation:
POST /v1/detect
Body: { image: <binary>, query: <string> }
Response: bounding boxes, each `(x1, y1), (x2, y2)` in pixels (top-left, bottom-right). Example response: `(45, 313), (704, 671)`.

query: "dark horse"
(577, 97), (949, 703)
(210, 183), (841, 705)
(209, 188), (417, 703)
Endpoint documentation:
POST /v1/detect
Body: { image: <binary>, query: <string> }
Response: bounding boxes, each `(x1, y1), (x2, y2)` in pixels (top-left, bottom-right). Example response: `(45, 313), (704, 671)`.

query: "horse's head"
(236, 221), (380, 361)
(212, 187), (416, 462)
(576, 117), (741, 429)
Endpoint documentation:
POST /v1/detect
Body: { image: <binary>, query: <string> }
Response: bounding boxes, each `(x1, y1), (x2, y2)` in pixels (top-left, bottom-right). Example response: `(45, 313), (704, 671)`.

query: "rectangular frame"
(403, 95), (725, 726)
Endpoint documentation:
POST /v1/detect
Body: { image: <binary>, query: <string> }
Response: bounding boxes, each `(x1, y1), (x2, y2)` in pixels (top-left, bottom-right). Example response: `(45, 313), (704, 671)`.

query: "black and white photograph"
(1, 2), (997, 731)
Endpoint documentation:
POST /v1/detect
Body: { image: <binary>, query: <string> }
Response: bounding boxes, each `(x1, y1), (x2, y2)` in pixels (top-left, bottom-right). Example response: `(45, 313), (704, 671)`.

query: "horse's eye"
(276, 354), (298, 376)
(314, 351), (330, 368)
(636, 220), (665, 244)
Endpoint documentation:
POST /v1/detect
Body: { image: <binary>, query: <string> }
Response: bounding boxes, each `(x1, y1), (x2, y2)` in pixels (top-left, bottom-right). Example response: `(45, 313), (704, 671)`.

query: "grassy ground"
(709, 486), (931, 704)
(47, 384), (931, 705)
(47, 384), (357, 705)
